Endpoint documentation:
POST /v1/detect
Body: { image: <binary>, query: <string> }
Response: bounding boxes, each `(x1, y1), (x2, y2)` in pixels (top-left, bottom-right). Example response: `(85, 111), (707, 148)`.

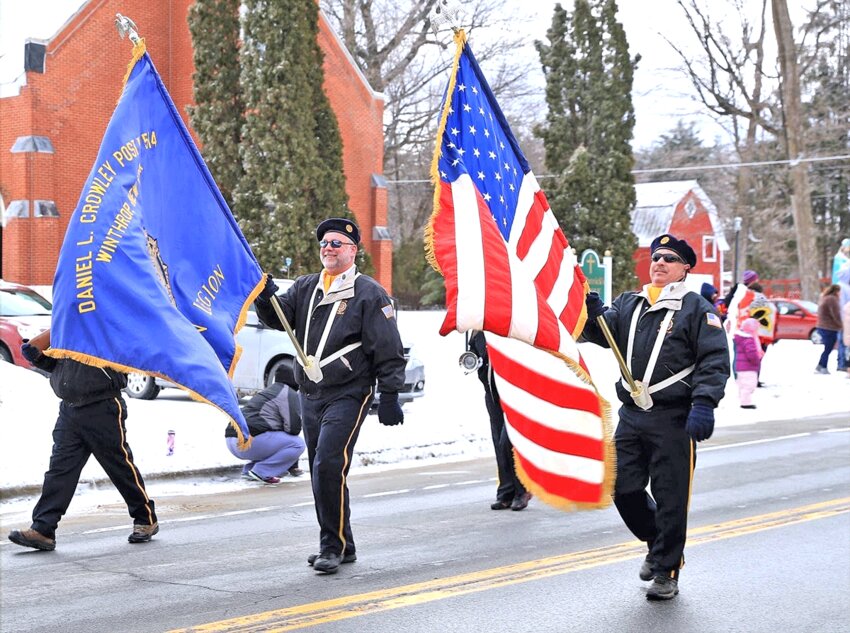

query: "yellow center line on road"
(169, 497), (850, 633)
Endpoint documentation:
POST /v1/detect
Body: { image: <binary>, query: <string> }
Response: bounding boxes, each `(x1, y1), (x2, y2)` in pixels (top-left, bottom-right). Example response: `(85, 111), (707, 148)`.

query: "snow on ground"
(1, 310), (847, 499)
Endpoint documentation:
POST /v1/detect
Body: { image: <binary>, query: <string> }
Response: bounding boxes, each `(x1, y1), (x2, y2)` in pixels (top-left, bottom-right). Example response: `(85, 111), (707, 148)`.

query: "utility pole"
(772, 0), (819, 301)
(733, 216), (742, 285)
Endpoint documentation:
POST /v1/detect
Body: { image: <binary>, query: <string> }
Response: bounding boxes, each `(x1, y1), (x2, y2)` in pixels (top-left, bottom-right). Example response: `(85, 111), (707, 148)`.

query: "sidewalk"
(1, 311), (846, 498)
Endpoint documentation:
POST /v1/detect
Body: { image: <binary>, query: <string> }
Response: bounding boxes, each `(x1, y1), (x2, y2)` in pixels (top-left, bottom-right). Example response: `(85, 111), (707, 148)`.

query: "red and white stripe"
(486, 334), (610, 506)
(434, 171), (587, 363)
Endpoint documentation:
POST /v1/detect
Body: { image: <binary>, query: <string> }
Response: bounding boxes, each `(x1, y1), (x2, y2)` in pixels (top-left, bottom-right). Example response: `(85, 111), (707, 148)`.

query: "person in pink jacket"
(734, 318), (764, 408)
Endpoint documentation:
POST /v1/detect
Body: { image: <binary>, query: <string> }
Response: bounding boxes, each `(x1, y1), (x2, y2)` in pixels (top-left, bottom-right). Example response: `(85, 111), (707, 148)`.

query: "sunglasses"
(651, 253), (685, 264)
(320, 239), (355, 249)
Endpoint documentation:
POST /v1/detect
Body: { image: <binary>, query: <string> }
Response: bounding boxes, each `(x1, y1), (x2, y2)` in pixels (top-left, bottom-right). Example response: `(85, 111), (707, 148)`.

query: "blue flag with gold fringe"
(47, 41), (263, 446)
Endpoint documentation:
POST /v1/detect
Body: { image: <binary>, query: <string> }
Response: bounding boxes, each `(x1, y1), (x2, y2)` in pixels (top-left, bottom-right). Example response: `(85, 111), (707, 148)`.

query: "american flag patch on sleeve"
(706, 312), (722, 328)
(381, 304), (395, 319)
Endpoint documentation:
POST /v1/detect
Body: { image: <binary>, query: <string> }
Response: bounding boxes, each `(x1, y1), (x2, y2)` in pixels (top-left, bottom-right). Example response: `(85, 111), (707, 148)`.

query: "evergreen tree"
(536, 0), (639, 293)
(391, 237), (429, 309)
(187, 0), (244, 209)
(234, 0), (352, 276)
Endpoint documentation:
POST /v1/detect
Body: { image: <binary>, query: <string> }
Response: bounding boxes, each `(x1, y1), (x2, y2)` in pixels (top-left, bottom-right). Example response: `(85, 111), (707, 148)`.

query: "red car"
(772, 297), (820, 343)
(0, 280), (52, 366)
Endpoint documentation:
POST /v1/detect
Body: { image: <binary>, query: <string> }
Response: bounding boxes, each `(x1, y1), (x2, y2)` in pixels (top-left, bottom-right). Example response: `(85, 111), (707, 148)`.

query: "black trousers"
(612, 405), (696, 580)
(484, 385), (525, 503)
(300, 385), (372, 557)
(31, 396), (157, 539)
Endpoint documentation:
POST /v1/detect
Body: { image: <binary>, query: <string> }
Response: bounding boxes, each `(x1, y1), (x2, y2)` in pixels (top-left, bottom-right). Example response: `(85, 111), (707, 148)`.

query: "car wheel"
(809, 329), (822, 345)
(125, 372), (161, 399)
(265, 356), (294, 388)
(0, 345), (12, 363)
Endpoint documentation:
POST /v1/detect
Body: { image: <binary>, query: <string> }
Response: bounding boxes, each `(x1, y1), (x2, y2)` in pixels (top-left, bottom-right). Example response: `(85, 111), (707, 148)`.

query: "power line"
(631, 154), (850, 174)
(385, 153), (850, 183)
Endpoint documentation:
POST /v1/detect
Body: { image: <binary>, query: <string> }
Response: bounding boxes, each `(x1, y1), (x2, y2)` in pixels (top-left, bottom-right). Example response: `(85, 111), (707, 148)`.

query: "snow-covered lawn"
(1, 310), (847, 494)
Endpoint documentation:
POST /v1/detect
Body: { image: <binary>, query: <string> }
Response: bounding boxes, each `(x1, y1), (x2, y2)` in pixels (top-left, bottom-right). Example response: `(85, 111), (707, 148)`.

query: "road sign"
(580, 249), (612, 304)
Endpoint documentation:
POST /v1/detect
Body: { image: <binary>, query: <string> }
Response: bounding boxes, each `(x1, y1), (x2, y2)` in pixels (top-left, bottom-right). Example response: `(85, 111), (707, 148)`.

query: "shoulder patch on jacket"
(381, 303), (395, 319)
(706, 312), (722, 328)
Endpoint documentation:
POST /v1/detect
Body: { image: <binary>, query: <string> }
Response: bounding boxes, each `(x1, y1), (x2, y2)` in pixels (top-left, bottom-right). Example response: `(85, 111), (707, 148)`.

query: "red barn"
(632, 180), (729, 293)
(0, 0), (393, 290)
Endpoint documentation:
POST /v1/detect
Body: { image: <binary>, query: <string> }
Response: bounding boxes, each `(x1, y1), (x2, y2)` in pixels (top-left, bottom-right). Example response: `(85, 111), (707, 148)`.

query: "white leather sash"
(621, 304), (695, 396)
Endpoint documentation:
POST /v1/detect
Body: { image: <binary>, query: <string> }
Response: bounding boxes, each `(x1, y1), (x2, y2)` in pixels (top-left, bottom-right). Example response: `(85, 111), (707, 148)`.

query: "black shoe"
(646, 575), (679, 600)
(288, 466), (305, 477)
(511, 492), (532, 511)
(639, 553), (654, 581)
(128, 522), (159, 543)
(8, 528), (56, 551)
(308, 552), (356, 566)
(490, 499), (512, 510)
(757, 381), (765, 388)
(740, 404), (757, 409)
(313, 552), (343, 574)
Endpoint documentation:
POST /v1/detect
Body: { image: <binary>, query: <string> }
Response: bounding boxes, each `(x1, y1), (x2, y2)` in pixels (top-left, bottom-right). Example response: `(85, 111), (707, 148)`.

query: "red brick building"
(0, 0), (392, 290)
(632, 180), (729, 292)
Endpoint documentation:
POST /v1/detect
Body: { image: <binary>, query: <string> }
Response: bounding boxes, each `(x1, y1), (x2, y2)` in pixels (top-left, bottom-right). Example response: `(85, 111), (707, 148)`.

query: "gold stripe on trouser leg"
(336, 388), (373, 551)
(114, 397), (154, 524)
(679, 437), (697, 573)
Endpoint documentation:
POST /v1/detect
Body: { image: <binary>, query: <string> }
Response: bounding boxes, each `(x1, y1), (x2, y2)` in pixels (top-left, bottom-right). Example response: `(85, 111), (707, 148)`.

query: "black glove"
(21, 343), (42, 365)
(259, 274), (279, 300)
(585, 292), (607, 319)
(377, 392), (404, 426)
(686, 403), (715, 442)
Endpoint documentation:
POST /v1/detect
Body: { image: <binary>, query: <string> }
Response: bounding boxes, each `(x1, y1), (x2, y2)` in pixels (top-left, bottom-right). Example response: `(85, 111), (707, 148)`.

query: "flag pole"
(595, 316), (651, 409)
(268, 295), (322, 382)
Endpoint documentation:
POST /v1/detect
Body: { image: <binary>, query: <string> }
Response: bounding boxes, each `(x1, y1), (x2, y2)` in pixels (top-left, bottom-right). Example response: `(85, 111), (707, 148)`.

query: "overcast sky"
(0, 0), (813, 150)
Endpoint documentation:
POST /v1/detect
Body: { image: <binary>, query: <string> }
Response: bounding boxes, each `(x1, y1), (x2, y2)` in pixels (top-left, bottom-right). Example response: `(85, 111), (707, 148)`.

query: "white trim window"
(702, 235), (717, 262)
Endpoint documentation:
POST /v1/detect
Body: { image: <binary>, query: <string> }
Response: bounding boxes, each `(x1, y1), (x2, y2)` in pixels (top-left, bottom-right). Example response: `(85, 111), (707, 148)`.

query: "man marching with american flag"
(426, 27), (614, 511)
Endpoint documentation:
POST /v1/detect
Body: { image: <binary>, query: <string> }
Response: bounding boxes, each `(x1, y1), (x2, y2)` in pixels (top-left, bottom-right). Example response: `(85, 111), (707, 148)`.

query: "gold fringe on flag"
(424, 29), (467, 274)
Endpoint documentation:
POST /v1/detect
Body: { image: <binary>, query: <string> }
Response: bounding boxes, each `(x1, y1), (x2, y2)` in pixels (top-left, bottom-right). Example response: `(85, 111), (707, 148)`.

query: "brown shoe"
(511, 492), (532, 511)
(8, 528), (56, 551)
(128, 522), (159, 543)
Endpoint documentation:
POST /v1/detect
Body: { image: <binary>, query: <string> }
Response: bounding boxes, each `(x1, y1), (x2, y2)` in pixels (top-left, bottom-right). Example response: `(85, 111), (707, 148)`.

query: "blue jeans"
(226, 432), (305, 479)
(838, 338), (848, 371)
(817, 328), (839, 370)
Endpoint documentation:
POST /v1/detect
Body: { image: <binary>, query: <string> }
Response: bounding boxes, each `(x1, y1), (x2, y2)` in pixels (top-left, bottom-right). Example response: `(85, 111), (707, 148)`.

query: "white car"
(126, 280), (425, 408)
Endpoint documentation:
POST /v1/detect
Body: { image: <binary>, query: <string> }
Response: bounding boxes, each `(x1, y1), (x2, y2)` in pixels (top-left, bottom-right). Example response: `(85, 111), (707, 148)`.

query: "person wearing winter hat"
(743, 270), (759, 286)
(253, 217), (406, 575)
(581, 233), (729, 601)
(700, 282), (718, 305)
(734, 318), (764, 408)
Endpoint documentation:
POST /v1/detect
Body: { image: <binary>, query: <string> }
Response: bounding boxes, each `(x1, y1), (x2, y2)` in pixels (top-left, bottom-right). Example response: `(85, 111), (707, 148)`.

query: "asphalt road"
(1, 413), (848, 633)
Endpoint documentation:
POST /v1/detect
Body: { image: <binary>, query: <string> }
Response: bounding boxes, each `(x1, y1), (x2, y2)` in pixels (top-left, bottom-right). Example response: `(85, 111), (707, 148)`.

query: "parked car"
(772, 297), (820, 343)
(0, 280), (52, 366)
(126, 280), (425, 409)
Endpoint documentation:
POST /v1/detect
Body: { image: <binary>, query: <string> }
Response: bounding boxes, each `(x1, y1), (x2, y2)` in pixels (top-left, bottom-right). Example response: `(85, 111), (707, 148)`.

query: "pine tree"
(232, 0), (353, 276)
(536, 0), (639, 293)
(187, 0), (243, 209)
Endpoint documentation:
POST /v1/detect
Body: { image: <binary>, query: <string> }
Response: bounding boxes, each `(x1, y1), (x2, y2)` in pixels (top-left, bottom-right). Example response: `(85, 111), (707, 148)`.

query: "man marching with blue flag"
(46, 35), (264, 443)
(7, 22), (265, 550)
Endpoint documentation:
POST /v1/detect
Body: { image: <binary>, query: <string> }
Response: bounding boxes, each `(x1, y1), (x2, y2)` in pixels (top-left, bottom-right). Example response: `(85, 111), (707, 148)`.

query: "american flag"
(426, 33), (613, 509)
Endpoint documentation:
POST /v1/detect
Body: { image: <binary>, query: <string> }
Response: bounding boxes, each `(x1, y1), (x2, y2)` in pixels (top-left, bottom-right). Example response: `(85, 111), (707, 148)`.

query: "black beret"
(316, 218), (360, 245)
(650, 233), (697, 268)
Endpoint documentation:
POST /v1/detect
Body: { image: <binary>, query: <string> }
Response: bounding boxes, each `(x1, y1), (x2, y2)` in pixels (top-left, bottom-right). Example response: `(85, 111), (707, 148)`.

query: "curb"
(0, 465), (242, 501)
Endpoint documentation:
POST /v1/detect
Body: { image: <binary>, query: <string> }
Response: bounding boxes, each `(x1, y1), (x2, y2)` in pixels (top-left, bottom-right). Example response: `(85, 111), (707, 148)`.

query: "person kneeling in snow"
(225, 363), (306, 484)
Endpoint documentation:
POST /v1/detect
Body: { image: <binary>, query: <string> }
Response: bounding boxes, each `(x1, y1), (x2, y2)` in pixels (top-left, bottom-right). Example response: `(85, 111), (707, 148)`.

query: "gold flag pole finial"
(115, 14), (141, 45)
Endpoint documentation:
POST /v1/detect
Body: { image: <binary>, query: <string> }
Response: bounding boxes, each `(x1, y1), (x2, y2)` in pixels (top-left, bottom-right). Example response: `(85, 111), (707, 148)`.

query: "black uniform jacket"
(581, 281), (729, 410)
(225, 382), (301, 438)
(31, 354), (127, 407)
(256, 269), (406, 397)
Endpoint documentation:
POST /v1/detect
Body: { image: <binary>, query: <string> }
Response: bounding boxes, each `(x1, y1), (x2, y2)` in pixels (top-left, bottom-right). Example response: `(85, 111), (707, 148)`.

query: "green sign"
(580, 249), (605, 296)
